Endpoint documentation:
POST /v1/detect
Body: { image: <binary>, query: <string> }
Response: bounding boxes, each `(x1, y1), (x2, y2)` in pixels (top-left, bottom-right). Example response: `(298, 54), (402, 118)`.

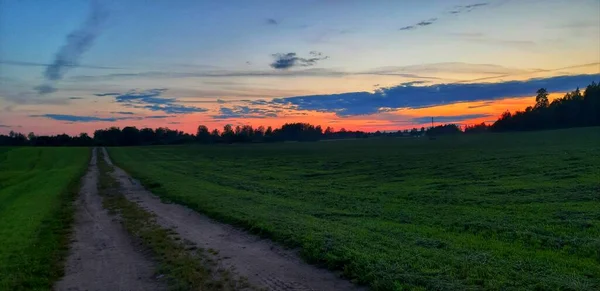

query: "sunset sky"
(1, 0), (599, 135)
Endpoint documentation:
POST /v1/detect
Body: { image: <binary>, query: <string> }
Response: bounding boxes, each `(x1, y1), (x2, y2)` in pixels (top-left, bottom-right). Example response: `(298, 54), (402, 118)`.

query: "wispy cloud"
(270, 51), (329, 70)
(266, 18), (278, 25)
(111, 111), (135, 115)
(213, 106), (281, 119)
(449, 2), (489, 15)
(30, 113), (173, 123)
(69, 66), (439, 81)
(0, 60), (119, 70)
(101, 89), (208, 114)
(448, 32), (536, 48)
(94, 92), (120, 96)
(412, 114), (491, 124)
(68, 97), (84, 100)
(400, 2), (488, 31)
(34, 1), (109, 94)
(269, 74), (600, 116)
(399, 17), (438, 31)
(467, 102), (493, 109)
(33, 84), (58, 94)
(31, 114), (131, 123)
(70, 62), (546, 83)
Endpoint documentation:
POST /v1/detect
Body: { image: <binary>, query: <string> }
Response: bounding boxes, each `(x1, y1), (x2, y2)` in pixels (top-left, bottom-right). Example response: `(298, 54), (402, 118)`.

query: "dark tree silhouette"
(535, 88), (550, 109)
(492, 81), (600, 131)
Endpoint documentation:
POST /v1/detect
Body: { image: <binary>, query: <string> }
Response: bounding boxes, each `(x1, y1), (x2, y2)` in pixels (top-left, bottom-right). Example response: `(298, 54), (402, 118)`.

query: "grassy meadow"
(109, 127), (600, 290)
(0, 147), (89, 290)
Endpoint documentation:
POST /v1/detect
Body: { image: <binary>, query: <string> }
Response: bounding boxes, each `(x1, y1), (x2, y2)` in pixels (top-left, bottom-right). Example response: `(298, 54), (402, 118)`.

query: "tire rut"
(55, 148), (165, 291)
(102, 147), (363, 291)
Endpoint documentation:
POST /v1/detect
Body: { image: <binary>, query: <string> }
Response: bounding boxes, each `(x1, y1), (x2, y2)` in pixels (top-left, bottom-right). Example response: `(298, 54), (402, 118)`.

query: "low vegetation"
(109, 128), (600, 290)
(97, 150), (251, 290)
(0, 147), (89, 290)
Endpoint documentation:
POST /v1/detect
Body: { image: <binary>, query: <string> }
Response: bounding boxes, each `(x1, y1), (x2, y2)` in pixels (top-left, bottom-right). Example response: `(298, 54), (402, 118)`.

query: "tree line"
(464, 81), (600, 133)
(0, 123), (426, 146)
(1, 81), (598, 146)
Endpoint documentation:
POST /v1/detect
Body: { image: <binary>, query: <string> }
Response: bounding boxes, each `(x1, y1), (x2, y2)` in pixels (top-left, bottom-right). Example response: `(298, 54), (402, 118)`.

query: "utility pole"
(431, 117), (434, 129)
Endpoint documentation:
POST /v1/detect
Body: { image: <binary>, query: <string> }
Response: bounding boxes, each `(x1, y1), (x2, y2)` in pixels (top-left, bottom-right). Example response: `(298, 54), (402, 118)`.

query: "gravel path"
(103, 147), (362, 291)
(55, 148), (165, 291)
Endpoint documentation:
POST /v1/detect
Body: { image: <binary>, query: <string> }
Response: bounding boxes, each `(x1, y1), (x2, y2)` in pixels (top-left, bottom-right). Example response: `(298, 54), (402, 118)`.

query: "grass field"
(108, 127), (600, 290)
(0, 147), (89, 290)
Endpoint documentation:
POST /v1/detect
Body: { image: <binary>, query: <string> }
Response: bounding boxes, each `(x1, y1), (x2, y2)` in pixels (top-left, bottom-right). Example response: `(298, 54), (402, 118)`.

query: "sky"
(1, 0), (599, 135)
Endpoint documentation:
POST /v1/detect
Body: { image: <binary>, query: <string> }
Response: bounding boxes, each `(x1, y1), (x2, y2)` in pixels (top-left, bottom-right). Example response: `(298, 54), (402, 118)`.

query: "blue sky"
(0, 0), (599, 134)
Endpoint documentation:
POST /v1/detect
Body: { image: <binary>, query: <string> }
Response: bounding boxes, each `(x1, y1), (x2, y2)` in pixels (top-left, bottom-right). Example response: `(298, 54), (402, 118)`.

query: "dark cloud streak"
(30, 113), (173, 123)
(35, 1), (109, 94)
(213, 106), (280, 119)
(269, 74), (600, 116)
(270, 51), (329, 70)
(400, 2), (488, 31)
(105, 89), (209, 114)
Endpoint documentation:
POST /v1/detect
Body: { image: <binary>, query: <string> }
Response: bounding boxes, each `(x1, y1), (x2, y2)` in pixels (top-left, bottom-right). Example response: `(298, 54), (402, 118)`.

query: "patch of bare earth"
(55, 148), (165, 291)
(102, 148), (363, 291)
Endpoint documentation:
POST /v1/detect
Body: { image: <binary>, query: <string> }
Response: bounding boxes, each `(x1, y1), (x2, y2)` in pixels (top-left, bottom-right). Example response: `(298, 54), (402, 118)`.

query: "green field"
(0, 147), (89, 290)
(108, 127), (600, 290)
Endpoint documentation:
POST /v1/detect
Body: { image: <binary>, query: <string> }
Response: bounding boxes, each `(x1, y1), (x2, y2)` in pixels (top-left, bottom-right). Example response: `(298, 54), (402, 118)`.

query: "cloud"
(107, 88), (208, 114)
(70, 66), (439, 81)
(400, 17), (438, 31)
(35, 1), (109, 94)
(111, 111), (135, 115)
(449, 2), (489, 14)
(412, 114), (491, 124)
(33, 84), (58, 95)
(68, 97), (84, 100)
(114, 88), (173, 104)
(269, 74), (600, 116)
(213, 106), (280, 119)
(1, 91), (70, 105)
(448, 32), (536, 48)
(0, 124), (10, 128)
(400, 2), (488, 31)
(467, 103), (491, 109)
(31, 114), (130, 122)
(94, 92), (120, 96)
(417, 18), (437, 26)
(142, 104), (208, 114)
(70, 61), (591, 83)
(0, 60), (119, 70)
(270, 51), (329, 70)
(30, 113), (173, 123)
(266, 18), (278, 25)
(145, 115), (173, 119)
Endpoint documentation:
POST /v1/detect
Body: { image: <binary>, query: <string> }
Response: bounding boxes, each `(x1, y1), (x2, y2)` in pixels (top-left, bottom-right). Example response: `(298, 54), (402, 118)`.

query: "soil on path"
(102, 148), (362, 291)
(55, 148), (165, 291)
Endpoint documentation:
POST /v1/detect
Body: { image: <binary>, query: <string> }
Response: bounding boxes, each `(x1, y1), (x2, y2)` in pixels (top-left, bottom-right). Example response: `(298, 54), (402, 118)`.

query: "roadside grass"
(96, 149), (253, 290)
(108, 127), (600, 290)
(0, 147), (90, 290)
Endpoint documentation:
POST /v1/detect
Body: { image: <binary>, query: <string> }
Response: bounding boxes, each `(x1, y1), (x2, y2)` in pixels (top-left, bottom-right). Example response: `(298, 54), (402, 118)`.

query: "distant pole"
(431, 117), (434, 129)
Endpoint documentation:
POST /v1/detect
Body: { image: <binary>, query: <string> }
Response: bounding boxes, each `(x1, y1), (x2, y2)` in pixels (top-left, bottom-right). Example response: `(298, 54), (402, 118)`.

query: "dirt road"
(55, 148), (165, 291)
(102, 148), (361, 291)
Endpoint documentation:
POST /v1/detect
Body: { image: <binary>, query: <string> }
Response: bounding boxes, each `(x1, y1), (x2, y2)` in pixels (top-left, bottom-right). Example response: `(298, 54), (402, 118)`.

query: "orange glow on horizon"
(0, 92), (574, 135)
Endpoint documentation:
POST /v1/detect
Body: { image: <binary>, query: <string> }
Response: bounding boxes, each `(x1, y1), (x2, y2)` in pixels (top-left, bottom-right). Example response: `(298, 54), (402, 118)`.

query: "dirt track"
(55, 148), (165, 291)
(102, 148), (361, 291)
